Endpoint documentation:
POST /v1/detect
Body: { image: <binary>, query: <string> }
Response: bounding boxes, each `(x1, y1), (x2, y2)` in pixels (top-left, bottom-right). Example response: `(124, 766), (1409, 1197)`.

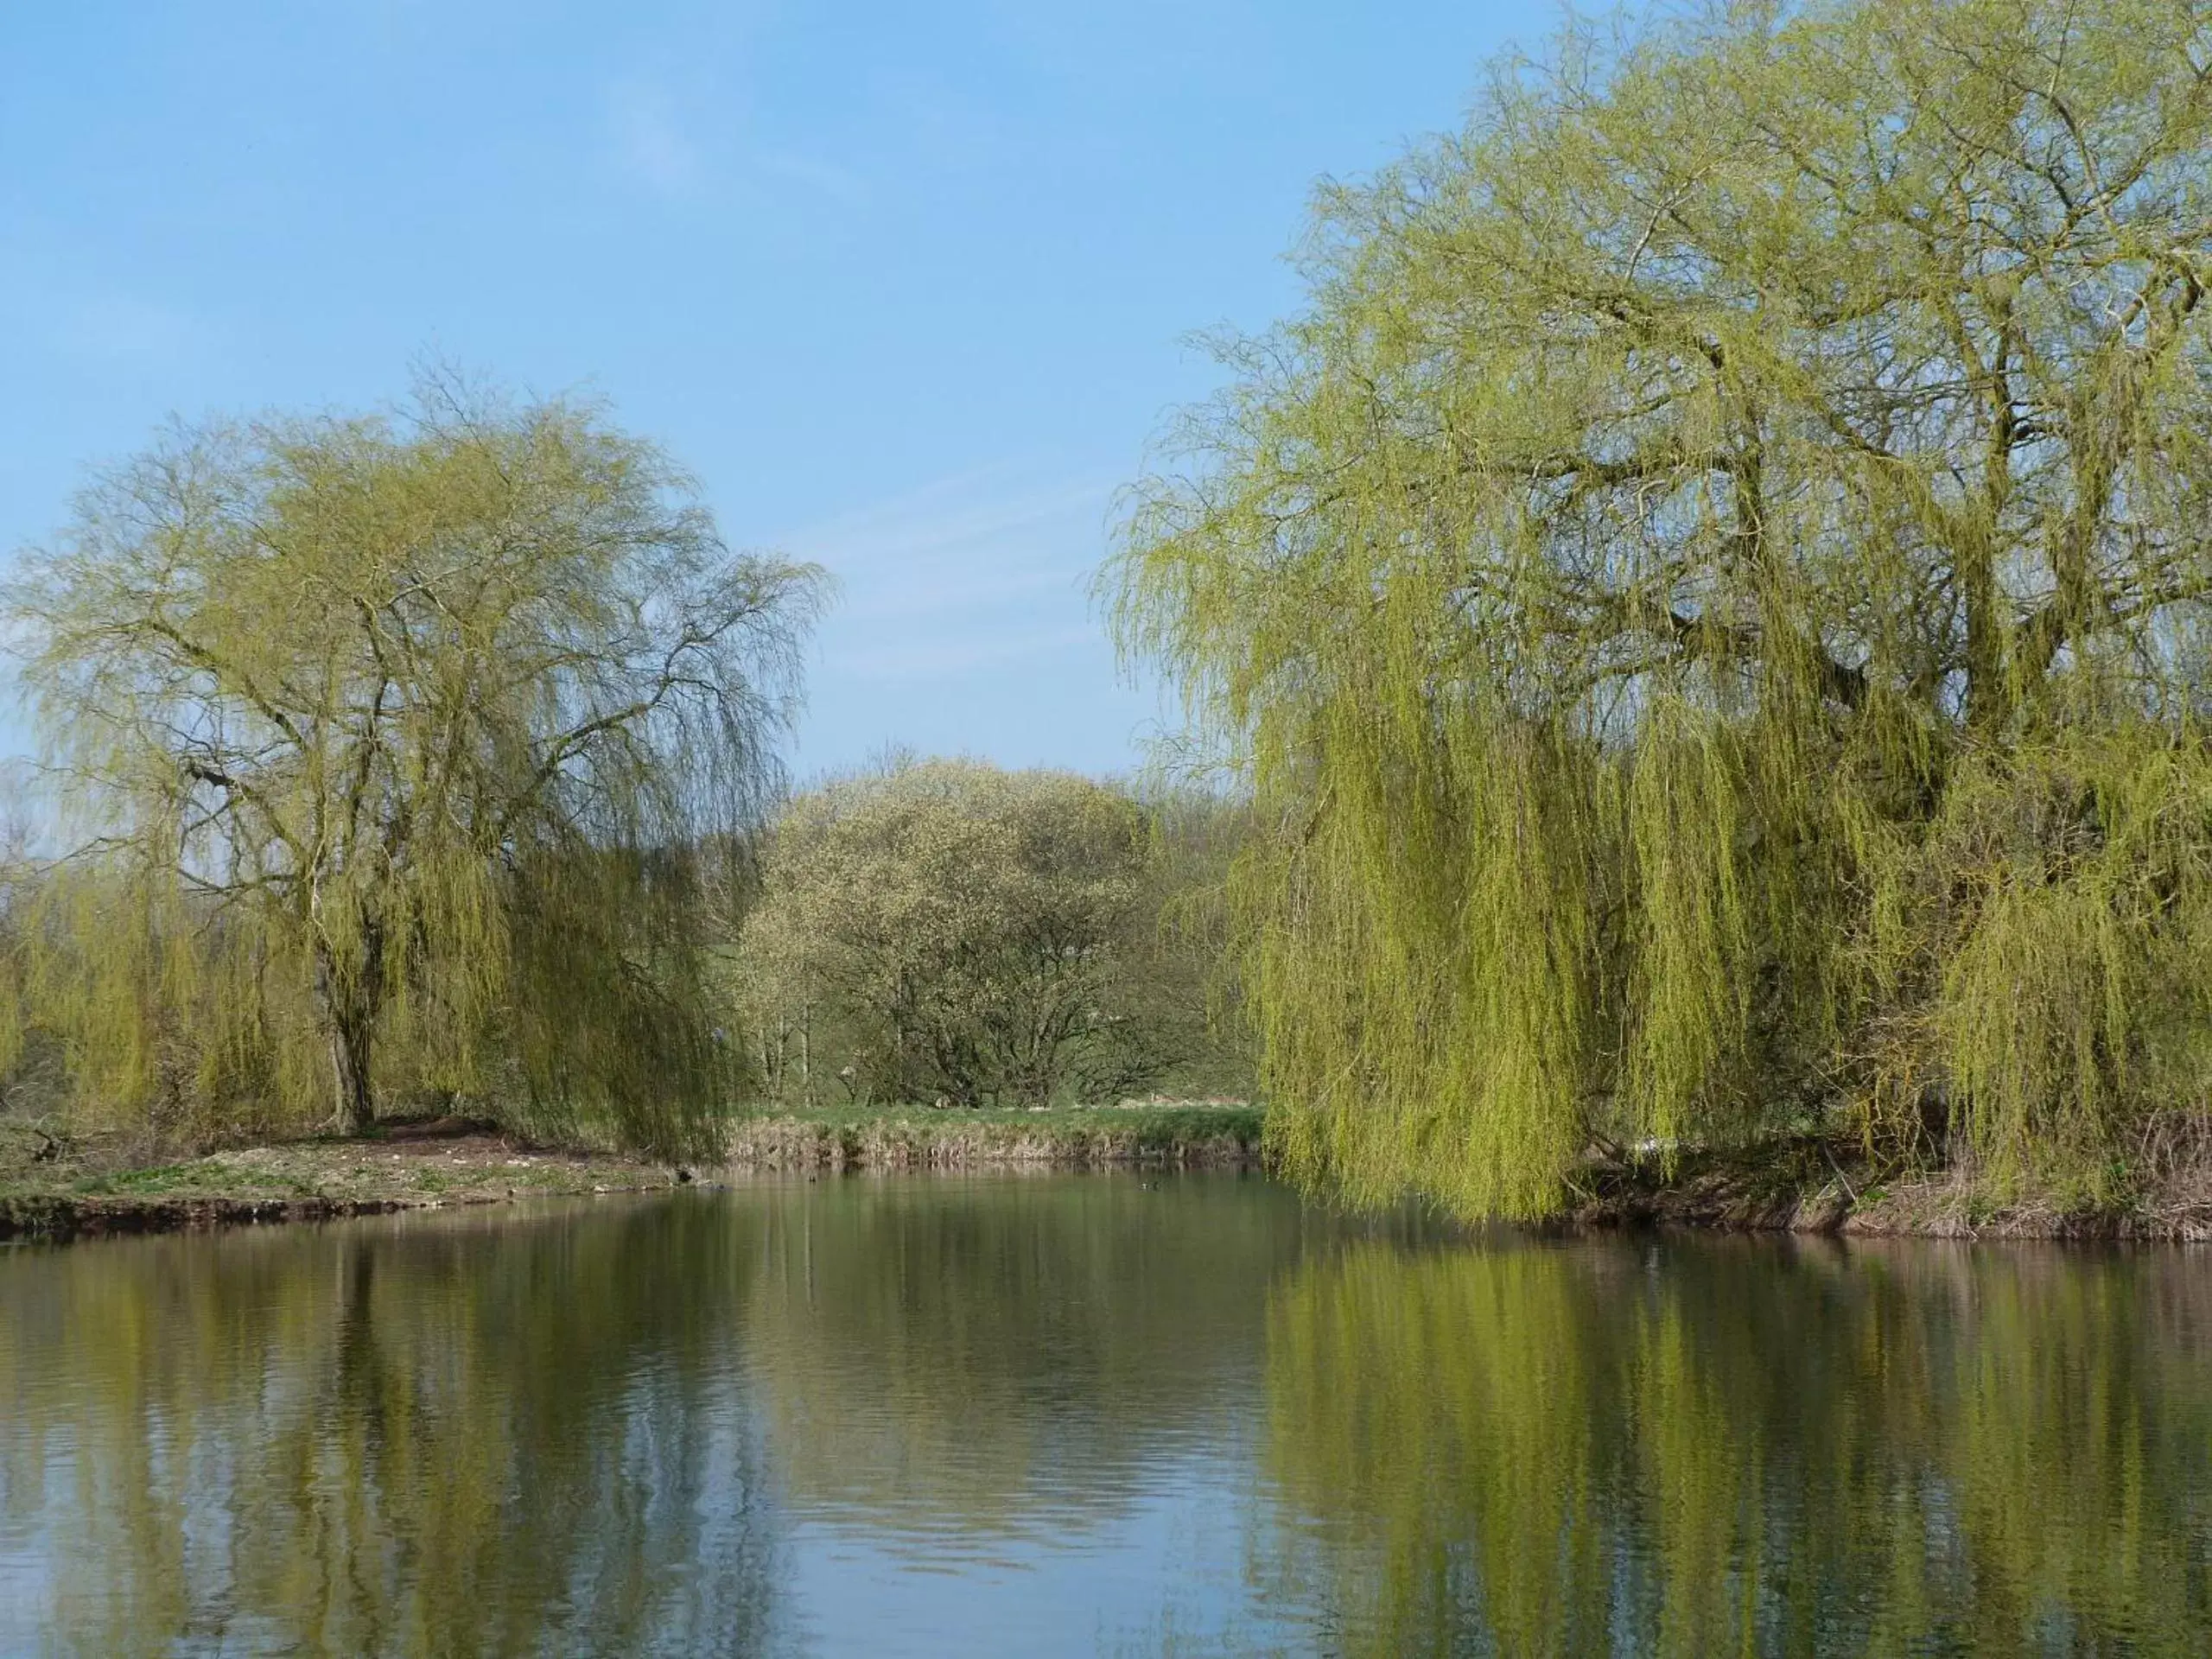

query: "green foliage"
(3, 378), (828, 1156)
(1109, 0), (2212, 1216)
(739, 759), (1249, 1107)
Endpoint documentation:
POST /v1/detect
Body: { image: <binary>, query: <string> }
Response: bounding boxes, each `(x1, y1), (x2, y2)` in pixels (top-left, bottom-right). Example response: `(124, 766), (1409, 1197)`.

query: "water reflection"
(741, 1173), (1308, 1545)
(0, 1202), (785, 1656)
(1262, 1235), (2212, 1656)
(3, 1179), (2210, 1656)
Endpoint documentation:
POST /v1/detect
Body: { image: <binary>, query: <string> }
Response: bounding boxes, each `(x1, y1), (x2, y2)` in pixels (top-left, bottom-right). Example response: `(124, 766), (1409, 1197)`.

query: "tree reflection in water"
(1261, 1235), (2212, 1656)
(737, 1172), (1308, 1545)
(0, 1201), (785, 1656)
(5, 1184), (2212, 1656)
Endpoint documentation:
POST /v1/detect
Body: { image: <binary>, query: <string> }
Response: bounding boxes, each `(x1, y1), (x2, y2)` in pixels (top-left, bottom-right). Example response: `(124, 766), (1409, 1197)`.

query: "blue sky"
(2, 0), (1548, 781)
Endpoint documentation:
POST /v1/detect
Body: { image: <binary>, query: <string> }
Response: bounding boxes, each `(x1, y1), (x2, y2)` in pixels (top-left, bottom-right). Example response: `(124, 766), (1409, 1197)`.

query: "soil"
(0, 1119), (683, 1243)
(1570, 1139), (2212, 1242)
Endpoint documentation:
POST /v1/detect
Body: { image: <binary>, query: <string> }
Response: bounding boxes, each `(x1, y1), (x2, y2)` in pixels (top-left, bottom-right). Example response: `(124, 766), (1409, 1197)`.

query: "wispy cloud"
(842, 622), (1103, 681)
(782, 464), (1160, 774)
(601, 73), (867, 213)
(44, 294), (214, 365)
(606, 79), (704, 198)
(754, 149), (869, 208)
(785, 465), (1121, 686)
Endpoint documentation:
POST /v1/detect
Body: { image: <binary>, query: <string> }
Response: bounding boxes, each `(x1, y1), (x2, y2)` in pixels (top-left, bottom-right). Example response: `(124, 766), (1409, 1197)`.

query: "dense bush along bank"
(734, 760), (1253, 1112)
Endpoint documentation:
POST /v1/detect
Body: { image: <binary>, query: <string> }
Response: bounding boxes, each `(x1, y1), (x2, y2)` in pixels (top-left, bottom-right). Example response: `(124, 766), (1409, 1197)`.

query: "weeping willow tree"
(2, 381), (827, 1154)
(1109, 0), (2212, 1217)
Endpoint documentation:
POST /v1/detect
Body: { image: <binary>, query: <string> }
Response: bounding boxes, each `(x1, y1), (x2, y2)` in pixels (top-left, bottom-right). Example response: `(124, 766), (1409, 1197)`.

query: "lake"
(3, 1172), (2209, 1656)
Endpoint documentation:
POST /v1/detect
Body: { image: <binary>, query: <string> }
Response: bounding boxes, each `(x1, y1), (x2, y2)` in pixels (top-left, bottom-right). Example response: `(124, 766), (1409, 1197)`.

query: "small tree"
(742, 760), (1163, 1107)
(4, 382), (827, 1153)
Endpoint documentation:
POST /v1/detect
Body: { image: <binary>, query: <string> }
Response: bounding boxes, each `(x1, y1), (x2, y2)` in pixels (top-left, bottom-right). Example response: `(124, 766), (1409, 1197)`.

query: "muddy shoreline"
(1569, 1141), (2212, 1243)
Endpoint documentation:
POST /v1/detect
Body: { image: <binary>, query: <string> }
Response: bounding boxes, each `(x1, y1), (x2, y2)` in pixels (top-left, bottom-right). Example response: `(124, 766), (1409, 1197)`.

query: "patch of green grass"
(59, 1160), (302, 1200)
(107, 1164), (205, 1191)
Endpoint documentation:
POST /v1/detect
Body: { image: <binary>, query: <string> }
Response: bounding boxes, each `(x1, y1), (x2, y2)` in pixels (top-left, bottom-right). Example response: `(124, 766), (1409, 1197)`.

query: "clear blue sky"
(2, 0), (1548, 780)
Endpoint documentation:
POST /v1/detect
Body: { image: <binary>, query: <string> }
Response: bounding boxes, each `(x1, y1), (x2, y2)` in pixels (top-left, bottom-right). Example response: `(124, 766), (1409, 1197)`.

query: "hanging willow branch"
(1109, 0), (2212, 1217)
(3, 378), (830, 1156)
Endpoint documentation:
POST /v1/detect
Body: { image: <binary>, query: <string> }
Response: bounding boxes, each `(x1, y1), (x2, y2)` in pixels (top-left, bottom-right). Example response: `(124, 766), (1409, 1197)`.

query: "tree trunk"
(1961, 536), (2004, 731)
(315, 934), (381, 1137)
(328, 1015), (375, 1137)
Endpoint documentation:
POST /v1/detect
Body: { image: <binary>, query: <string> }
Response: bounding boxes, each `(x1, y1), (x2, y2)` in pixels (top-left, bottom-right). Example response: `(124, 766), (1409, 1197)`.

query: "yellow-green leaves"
(1111, 0), (2212, 1217)
(4, 381), (828, 1154)
(741, 760), (1212, 1108)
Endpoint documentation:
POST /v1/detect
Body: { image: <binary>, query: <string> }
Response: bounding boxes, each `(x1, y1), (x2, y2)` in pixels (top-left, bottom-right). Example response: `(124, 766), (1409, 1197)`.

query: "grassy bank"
(0, 1118), (685, 1243)
(0, 1103), (1267, 1243)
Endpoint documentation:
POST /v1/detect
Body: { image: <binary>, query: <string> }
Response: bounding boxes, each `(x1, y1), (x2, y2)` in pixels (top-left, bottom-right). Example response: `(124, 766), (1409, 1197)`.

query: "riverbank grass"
(0, 1103), (1267, 1240)
(721, 1099), (1266, 1171)
(11, 1109), (2208, 1243)
(0, 1118), (683, 1241)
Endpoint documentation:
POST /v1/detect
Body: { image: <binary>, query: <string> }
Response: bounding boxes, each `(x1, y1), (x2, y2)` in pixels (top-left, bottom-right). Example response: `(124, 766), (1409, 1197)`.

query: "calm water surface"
(3, 1173), (2210, 1656)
